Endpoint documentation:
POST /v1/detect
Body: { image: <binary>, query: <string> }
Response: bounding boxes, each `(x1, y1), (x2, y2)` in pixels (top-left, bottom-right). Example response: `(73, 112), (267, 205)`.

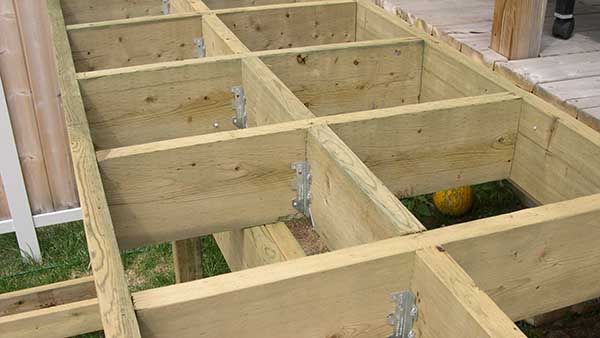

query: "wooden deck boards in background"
(374, 0), (600, 131)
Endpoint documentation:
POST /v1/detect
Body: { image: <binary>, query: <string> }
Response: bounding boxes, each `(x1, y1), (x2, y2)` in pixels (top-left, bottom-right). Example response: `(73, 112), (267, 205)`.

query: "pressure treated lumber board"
(97, 124), (307, 249)
(411, 248), (525, 338)
(47, 1), (142, 337)
(510, 97), (600, 204)
(330, 93), (520, 197)
(308, 125), (424, 249)
(260, 38), (424, 115)
(4, 193), (600, 338)
(216, 1), (357, 51)
(0, 277), (95, 316)
(130, 194), (600, 338)
(60, 0), (163, 25)
(420, 43), (506, 101)
(67, 14), (204, 72)
(213, 223), (306, 271)
(78, 56), (242, 149)
(202, 14), (250, 55)
(242, 56), (313, 126)
(0, 299), (101, 338)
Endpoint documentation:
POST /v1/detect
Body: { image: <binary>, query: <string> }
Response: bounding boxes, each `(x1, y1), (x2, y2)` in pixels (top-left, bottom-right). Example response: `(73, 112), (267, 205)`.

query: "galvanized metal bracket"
(291, 162), (311, 216)
(193, 38), (206, 58)
(231, 86), (247, 129)
(161, 0), (170, 15)
(387, 291), (418, 338)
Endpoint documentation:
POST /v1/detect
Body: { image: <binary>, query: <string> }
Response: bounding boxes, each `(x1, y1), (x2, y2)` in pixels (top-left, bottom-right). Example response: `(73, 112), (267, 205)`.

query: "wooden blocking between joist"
(308, 125), (424, 250)
(78, 56), (243, 149)
(329, 93), (521, 197)
(67, 13), (204, 72)
(216, 1), (358, 51)
(259, 38), (424, 116)
(96, 123), (308, 249)
(510, 96), (600, 204)
(60, 0), (164, 25)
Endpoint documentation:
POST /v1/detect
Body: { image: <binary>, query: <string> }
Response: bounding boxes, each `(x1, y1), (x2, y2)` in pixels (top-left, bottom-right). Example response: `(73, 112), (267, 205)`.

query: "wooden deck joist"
(9, 0), (600, 337)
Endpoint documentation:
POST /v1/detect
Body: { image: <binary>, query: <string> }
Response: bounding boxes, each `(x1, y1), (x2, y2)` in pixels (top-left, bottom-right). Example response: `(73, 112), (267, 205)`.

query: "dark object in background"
(553, 0), (576, 39)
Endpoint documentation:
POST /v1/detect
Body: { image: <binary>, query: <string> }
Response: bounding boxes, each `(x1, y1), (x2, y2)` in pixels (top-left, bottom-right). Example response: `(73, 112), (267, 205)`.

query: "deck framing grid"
(1, 0), (600, 337)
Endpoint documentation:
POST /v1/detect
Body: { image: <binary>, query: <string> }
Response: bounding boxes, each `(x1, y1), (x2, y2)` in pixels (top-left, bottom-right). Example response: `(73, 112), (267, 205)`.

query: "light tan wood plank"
(97, 124), (307, 249)
(0, 277), (95, 316)
(60, 0), (162, 25)
(330, 93), (521, 196)
(510, 97), (600, 203)
(173, 238), (203, 283)
(260, 38), (424, 116)
(79, 57), (242, 149)
(490, 0), (547, 59)
(412, 247), (526, 338)
(242, 57), (314, 126)
(420, 42), (506, 102)
(202, 14), (250, 56)
(214, 222), (306, 271)
(308, 125), (424, 250)
(204, 0), (297, 10)
(445, 193), (600, 321)
(68, 14), (204, 72)
(217, 1), (356, 51)
(47, 1), (142, 336)
(355, 0), (415, 40)
(0, 299), (101, 338)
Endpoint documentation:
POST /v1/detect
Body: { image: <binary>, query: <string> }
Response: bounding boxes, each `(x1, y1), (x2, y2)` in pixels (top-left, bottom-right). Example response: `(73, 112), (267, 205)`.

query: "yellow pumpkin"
(433, 186), (474, 216)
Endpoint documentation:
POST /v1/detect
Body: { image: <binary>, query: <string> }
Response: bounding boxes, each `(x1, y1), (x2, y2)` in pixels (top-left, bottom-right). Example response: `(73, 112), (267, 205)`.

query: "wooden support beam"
(490, 0), (547, 60)
(214, 222), (305, 271)
(67, 14), (204, 72)
(172, 238), (203, 283)
(308, 125), (424, 249)
(412, 248), (526, 338)
(47, 1), (142, 337)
